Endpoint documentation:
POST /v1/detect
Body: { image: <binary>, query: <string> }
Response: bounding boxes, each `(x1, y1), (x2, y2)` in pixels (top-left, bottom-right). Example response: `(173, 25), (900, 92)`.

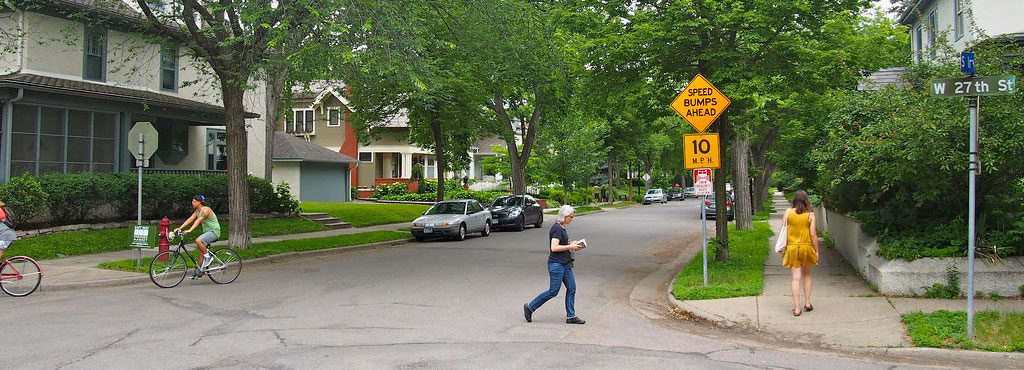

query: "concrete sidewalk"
(673, 192), (1024, 349)
(37, 222), (411, 291)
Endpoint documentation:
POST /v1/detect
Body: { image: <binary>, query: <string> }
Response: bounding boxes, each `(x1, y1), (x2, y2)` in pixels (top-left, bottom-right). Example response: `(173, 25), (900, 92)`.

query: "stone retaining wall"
(816, 206), (1024, 297)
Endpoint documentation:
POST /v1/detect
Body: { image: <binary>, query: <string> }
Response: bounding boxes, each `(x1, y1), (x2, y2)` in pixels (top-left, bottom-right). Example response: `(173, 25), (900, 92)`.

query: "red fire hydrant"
(157, 217), (171, 261)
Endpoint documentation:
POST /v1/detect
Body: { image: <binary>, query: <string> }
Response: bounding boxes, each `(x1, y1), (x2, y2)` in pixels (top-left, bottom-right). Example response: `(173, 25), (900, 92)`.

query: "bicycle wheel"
(206, 248), (241, 284)
(0, 257), (42, 297)
(149, 250), (187, 288)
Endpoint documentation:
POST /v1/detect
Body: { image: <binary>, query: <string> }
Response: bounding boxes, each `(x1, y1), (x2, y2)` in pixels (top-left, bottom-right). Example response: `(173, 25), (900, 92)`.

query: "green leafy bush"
(812, 58), (1024, 260)
(351, 186), (359, 199)
(9, 173), (296, 227)
(445, 190), (506, 205)
(0, 174), (47, 225)
(417, 178), (460, 194)
(372, 182), (408, 198)
(38, 173), (106, 224)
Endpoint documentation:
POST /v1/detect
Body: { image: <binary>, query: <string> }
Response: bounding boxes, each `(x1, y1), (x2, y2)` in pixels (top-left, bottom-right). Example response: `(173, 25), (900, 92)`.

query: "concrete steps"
(300, 212), (352, 230)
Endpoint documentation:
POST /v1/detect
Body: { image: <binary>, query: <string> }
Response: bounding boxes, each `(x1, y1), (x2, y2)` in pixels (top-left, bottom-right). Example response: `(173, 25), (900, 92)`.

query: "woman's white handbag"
(774, 209), (789, 253)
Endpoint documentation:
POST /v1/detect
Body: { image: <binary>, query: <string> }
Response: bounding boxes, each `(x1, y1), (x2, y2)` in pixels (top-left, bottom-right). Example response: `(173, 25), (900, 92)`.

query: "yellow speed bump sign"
(671, 74), (731, 133)
(684, 133), (720, 169)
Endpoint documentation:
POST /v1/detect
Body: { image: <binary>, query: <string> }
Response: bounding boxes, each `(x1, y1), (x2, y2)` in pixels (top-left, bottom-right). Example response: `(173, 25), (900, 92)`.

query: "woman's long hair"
(792, 190), (812, 215)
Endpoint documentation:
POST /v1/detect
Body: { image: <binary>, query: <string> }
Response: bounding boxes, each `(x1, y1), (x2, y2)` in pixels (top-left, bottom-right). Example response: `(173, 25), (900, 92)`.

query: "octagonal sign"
(127, 121), (159, 160)
(670, 74), (731, 133)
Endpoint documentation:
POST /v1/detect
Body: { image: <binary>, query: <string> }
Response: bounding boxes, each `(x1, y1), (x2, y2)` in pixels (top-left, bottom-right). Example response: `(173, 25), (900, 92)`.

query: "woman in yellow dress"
(781, 190), (819, 316)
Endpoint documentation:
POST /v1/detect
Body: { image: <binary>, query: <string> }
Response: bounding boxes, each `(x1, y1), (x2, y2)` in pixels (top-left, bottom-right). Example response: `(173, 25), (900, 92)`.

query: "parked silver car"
(411, 200), (491, 242)
(643, 188), (668, 204)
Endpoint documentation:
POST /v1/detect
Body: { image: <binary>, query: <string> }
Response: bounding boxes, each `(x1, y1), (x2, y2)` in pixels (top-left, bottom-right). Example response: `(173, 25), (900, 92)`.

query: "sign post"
(127, 122), (159, 266)
(693, 168), (713, 286)
(930, 71), (1016, 340)
(671, 74), (731, 287)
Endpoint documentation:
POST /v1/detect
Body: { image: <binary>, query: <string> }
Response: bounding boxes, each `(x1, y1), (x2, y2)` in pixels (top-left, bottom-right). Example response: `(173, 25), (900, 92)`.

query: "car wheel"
(453, 224), (467, 241)
(514, 215), (525, 232)
(415, 236), (425, 242)
(482, 220), (491, 237)
(534, 214), (543, 228)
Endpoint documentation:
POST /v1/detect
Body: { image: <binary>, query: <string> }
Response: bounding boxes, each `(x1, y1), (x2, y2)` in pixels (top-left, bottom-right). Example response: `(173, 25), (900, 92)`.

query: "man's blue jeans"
(527, 262), (576, 318)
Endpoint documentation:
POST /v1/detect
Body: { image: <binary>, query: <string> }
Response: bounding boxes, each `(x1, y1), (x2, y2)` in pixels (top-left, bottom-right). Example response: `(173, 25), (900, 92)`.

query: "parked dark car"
(701, 194), (734, 221)
(667, 189), (684, 201)
(488, 195), (543, 231)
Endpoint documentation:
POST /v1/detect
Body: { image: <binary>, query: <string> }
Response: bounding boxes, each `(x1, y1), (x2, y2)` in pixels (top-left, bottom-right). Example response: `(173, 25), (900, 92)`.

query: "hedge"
(378, 190), (508, 205)
(0, 173), (298, 227)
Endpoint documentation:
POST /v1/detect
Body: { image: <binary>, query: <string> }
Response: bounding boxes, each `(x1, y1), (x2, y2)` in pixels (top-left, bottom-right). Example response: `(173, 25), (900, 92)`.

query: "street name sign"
(930, 75), (1016, 97)
(693, 168), (713, 196)
(960, 52), (975, 74)
(671, 74), (731, 133)
(127, 122), (159, 160)
(683, 133), (720, 169)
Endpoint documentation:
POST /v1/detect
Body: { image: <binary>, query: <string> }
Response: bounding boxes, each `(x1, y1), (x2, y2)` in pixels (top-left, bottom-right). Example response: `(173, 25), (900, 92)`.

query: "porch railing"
(141, 169), (227, 176)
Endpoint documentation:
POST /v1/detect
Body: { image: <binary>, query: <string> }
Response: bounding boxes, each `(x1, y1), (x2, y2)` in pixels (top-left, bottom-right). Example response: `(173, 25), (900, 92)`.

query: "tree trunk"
(642, 154), (653, 191)
(750, 125), (780, 212)
(264, 70), (286, 180)
(431, 119), (445, 202)
(607, 153), (613, 203)
(752, 159), (776, 212)
(222, 85), (252, 249)
(732, 137), (753, 230)
(714, 113), (730, 262)
(510, 155), (527, 195)
(626, 161), (633, 202)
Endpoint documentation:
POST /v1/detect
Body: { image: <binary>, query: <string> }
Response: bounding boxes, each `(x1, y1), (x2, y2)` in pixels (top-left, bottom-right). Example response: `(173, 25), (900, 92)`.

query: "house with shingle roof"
(281, 81), (506, 197)
(272, 132), (359, 202)
(0, 0), (268, 181)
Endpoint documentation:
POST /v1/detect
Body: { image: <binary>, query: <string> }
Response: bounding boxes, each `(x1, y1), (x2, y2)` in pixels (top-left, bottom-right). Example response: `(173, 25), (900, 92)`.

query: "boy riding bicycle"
(174, 195), (220, 279)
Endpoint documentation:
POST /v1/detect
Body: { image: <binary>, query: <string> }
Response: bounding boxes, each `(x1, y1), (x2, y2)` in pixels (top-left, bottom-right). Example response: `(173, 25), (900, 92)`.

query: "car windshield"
(647, 190), (662, 195)
(491, 196), (522, 208)
(426, 202), (466, 215)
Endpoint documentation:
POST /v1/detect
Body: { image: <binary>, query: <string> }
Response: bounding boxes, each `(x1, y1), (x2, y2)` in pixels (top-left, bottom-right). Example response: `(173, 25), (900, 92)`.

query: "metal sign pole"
(137, 133), (144, 267)
(702, 191), (708, 287)
(967, 96), (978, 340)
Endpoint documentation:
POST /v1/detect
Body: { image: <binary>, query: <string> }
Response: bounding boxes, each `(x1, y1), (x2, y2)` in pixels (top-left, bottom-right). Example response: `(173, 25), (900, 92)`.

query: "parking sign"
(693, 168), (713, 196)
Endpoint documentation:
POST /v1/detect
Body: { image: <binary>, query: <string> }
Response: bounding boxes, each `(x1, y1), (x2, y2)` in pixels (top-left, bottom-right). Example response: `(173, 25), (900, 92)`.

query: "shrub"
(7, 173), (299, 227)
(0, 174), (47, 225)
(351, 186), (359, 199)
(38, 173), (105, 224)
(922, 265), (962, 299)
(445, 190), (506, 205)
(417, 178), (460, 194)
(372, 182), (408, 198)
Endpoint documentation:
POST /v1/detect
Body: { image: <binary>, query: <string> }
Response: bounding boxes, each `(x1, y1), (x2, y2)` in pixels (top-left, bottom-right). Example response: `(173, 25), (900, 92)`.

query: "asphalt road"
(1, 199), (951, 369)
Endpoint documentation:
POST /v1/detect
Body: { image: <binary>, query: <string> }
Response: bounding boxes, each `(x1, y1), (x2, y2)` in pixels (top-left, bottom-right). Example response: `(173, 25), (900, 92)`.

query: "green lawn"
(672, 222), (774, 300)
(902, 310), (1024, 352)
(600, 202), (640, 209)
(99, 230), (411, 273)
(753, 199), (776, 221)
(545, 205), (603, 215)
(7, 217), (325, 261)
(301, 202), (430, 227)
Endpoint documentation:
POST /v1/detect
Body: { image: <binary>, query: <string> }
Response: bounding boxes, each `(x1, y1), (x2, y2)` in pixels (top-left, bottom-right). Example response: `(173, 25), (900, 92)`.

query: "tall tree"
(343, 0), (488, 201)
(128, 0), (338, 248)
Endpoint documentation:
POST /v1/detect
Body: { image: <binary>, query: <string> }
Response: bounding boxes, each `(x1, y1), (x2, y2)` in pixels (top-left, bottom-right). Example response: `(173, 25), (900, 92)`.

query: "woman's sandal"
(804, 304), (814, 312)
(793, 308), (801, 316)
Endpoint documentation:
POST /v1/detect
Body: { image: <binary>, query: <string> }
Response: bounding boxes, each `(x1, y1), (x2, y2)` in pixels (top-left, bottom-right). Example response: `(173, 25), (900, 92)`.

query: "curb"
(664, 278), (1024, 366)
(42, 238), (416, 292)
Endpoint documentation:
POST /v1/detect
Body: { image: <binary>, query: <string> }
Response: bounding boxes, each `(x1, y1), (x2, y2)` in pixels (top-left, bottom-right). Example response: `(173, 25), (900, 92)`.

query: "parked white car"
(643, 189), (668, 205)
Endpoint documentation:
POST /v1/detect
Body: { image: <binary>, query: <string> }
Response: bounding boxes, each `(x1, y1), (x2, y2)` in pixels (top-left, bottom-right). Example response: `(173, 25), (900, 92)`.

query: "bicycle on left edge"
(0, 254), (42, 297)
